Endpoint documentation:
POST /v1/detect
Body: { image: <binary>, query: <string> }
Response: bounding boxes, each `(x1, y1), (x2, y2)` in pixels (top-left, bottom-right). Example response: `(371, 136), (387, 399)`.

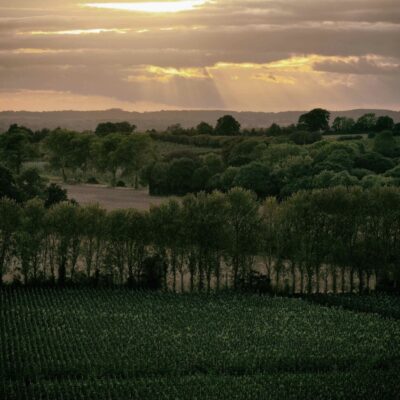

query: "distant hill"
(0, 109), (399, 132)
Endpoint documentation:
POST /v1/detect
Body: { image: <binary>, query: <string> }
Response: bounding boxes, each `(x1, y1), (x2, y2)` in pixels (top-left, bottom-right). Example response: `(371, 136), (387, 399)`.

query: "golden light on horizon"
(26, 28), (128, 35)
(83, 1), (207, 13)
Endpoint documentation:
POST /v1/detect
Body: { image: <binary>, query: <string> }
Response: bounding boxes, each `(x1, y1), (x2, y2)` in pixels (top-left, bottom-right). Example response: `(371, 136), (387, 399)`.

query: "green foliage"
(0, 127), (33, 174)
(306, 293), (400, 319)
(95, 121), (136, 137)
(373, 130), (399, 157)
(233, 162), (276, 197)
(196, 121), (214, 135)
(150, 131), (231, 148)
(167, 157), (198, 195)
(298, 108), (330, 132)
(332, 116), (355, 133)
(44, 183), (68, 208)
(375, 115), (394, 132)
(92, 133), (155, 186)
(354, 152), (395, 173)
(224, 139), (267, 166)
(215, 115), (241, 136)
(16, 168), (47, 202)
(0, 198), (21, 285)
(2, 289), (400, 399)
(44, 129), (80, 182)
(290, 131), (322, 145)
(354, 113), (377, 132)
(0, 166), (20, 201)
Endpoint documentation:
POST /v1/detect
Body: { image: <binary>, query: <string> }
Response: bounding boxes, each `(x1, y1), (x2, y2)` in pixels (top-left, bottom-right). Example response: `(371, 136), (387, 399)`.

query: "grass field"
(154, 140), (219, 156)
(1, 289), (400, 399)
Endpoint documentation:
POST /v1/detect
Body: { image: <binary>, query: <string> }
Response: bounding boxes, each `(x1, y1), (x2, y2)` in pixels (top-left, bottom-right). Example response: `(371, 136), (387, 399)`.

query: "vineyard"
(1, 288), (400, 399)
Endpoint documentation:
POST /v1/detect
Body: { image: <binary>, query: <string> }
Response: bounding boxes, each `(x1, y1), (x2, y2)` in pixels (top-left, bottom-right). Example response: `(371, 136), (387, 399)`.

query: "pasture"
(1, 288), (400, 399)
(63, 184), (170, 210)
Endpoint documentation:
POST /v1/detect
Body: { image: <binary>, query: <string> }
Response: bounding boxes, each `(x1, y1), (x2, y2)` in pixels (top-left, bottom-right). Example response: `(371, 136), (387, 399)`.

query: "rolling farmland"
(1, 289), (400, 399)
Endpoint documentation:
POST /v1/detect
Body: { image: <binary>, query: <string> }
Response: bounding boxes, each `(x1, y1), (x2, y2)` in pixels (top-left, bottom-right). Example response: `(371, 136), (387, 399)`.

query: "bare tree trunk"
(188, 253), (196, 293)
(61, 166), (67, 183)
(366, 271), (371, 293)
(315, 265), (320, 294)
(171, 253), (177, 293)
(307, 268), (313, 294)
(215, 255), (221, 292)
(233, 254), (239, 290)
(324, 268), (328, 294)
(291, 262), (296, 294)
(341, 266), (346, 293)
(198, 251), (205, 292)
(180, 271), (184, 293)
(358, 268), (363, 294)
(349, 268), (354, 293)
(332, 266), (337, 294)
(300, 266), (304, 294)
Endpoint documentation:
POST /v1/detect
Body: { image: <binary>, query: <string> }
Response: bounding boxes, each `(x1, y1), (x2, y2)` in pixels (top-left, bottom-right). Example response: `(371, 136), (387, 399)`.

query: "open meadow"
(1, 288), (400, 400)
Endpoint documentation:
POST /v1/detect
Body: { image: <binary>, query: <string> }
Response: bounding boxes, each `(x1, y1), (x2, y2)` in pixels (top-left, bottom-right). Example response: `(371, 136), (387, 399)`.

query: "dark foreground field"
(1, 289), (400, 400)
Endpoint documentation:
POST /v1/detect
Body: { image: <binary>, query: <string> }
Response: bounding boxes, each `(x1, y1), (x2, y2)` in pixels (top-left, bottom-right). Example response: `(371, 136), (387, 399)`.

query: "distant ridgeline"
(0, 108), (399, 132)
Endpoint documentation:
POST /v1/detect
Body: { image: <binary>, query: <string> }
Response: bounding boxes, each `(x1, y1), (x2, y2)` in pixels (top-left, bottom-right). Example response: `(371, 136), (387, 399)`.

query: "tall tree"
(298, 108), (330, 132)
(332, 117), (355, 133)
(374, 130), (398, 158)
(0, 128), (32, 174)
(354, 113), (377, 132)
(81, 204), (107, 281)
(15, 199), (46, 284)
(215, 115), (241, 136)
(197, 121), (214, 135)
(0, 198), (20, 285)
(44, 129), (76, 182)
(225, 188), (260, 289)
(375, 116), (394, 132)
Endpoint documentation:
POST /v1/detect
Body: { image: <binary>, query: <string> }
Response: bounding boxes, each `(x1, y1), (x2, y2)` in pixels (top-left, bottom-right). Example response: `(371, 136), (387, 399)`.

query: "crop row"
(1, 288), (400, 382)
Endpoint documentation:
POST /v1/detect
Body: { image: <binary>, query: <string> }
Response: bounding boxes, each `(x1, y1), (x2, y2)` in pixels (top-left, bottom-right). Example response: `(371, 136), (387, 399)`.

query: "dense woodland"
(1, 109), (400, 293)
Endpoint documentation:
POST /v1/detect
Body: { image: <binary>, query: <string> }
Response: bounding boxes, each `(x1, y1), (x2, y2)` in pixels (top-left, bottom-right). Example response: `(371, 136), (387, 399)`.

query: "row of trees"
(161, 110), (400, 137)
(0, 165), (68, 206)
(1, 187), (399, 293)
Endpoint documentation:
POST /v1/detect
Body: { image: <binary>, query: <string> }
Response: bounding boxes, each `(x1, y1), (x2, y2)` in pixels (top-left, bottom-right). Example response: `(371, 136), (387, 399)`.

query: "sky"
(0, 0), (399, 112)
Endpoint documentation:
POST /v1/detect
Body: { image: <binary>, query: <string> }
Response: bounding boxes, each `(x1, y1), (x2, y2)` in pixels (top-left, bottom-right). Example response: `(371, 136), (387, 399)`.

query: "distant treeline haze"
(1, 187), (399, 293)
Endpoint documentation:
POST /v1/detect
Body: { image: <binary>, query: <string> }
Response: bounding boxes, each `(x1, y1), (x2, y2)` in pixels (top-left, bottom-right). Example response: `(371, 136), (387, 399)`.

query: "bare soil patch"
(63, 184), (170, 211)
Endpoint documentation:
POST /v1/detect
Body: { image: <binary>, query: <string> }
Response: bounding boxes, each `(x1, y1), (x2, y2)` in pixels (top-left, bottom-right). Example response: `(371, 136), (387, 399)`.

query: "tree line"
(0, 124), (155, 187)
(1, 186), (399, 293)
(159, 109), (400, 138)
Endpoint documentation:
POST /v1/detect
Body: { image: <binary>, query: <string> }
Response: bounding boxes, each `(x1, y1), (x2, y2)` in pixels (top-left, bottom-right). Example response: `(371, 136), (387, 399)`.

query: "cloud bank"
(0, 0), (399, 111)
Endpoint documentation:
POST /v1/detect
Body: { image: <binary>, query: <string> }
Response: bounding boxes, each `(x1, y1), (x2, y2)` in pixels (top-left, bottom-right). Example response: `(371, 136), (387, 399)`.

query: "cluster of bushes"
(1, 186), (399, 293)
(0, 124), (156, 187)
(0, 165), (68, 207)
(149, 132), (236, 148)
(143, 131), (400, 198)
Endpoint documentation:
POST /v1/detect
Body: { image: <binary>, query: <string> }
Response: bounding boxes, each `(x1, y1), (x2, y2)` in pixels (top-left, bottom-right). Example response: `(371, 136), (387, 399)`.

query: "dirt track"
(63, 184), (170, 211)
